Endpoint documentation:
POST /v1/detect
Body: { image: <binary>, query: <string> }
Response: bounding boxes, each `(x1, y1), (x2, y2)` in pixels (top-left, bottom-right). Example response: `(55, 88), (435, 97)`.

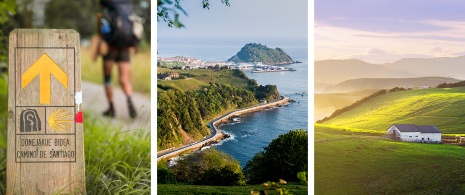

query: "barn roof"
(391, 124), (441, 133)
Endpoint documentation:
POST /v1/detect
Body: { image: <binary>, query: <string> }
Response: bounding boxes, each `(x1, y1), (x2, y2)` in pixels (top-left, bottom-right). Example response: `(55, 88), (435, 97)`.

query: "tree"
(44, 0), (98, 39)
(157, 0), (230, 28)
(245, 129), (308, 184)
(0, 0), (16, 72)
(170, 148), (246, 185)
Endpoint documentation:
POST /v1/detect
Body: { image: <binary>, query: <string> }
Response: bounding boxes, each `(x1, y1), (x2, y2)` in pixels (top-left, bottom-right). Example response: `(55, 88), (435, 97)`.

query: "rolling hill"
(322, 77), (461, 93)
(315, 59), (418, 84)
(318, 87), (465, 134)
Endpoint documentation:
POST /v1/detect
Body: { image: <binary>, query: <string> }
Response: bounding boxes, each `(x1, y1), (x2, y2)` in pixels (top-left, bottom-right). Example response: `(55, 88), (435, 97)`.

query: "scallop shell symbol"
(48, 108), (73, 133)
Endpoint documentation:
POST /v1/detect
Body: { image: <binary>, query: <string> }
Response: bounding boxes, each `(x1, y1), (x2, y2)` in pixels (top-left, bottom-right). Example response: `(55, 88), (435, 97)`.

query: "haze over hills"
(314, 89), (379, 121)
(315, 59), (418, 84)
(322, 77), (461, 93)
(383, 56), (465, 79)
(315, 56), (465, 85)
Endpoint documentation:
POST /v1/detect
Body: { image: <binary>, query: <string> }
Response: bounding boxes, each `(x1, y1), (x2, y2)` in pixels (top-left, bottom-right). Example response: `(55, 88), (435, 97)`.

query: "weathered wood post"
(7, 29), (85, 194)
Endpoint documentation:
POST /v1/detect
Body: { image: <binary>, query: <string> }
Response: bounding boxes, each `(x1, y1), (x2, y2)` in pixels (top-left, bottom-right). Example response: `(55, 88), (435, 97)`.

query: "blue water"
(158, 37), (308, 167)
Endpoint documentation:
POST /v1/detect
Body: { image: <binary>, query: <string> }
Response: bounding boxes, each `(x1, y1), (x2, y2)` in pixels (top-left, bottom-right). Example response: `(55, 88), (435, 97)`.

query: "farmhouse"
(387, 124), (441, 143)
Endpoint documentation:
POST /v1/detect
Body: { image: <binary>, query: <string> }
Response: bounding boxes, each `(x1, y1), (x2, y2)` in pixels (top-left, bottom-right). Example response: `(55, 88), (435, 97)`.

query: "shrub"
(245, 129), (308, 184)
(170, 148), (246, 185)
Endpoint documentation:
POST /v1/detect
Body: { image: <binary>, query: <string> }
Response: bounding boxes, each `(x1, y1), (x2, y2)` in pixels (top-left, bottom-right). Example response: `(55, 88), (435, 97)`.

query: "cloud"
(315, 19), (465, 63)
(428, 47), (454, 57)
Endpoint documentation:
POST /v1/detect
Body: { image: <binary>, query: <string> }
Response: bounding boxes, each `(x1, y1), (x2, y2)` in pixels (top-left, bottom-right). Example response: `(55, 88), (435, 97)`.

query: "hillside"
(157, 69), (280, 150)
(318, 87), (465, 134)
(315, 125), (465, 194)
(315, 59), (417, 84)
(322, 77), (460, 93)
(383, 55), (465, 80)
(227, 43), (294, 65)
(314, 89), (379, 121)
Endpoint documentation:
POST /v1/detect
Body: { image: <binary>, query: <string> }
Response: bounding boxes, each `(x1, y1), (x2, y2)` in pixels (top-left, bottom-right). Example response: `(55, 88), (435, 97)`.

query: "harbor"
(252, 65), (296, 73)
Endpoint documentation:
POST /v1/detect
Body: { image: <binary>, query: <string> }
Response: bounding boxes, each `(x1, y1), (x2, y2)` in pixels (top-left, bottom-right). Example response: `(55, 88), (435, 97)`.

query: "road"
(82, 81), (151, 131)
(156, 96), (290, 161)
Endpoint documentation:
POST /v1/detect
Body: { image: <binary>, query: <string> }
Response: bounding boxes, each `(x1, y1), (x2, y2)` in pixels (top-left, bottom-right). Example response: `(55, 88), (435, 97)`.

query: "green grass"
(157, 68), (251, 90)
(158, 78), (207, 92)
(315, 125), (465, 194)
(320, 87), (465, 133)
(81, 46), (151, 94)
(157, 183), (308, 195)
(84, 111), (150, 194)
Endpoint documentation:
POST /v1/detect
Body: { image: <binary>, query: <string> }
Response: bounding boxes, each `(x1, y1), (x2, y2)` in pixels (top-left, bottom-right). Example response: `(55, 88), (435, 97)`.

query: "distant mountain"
(228, 43), (294, 65)
(315, 59), (418, 84)
(383, 56), (465, 79)
(322, 77), (461, 93)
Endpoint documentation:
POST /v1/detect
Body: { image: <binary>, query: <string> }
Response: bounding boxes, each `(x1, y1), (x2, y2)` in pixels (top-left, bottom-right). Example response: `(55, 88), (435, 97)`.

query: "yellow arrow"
(22, 53), (68, 104)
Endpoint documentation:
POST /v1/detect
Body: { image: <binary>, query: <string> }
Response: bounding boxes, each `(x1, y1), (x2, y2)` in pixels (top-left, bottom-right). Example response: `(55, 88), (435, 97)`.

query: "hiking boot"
(128, 100), (137, 119)
(103, 107), (115, 118)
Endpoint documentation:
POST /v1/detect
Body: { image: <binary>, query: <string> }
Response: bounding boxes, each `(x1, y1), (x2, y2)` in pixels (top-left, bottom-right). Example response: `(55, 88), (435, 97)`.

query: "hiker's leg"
(118, 61), (137, 118)
(103, 59), (114, 110)
(118, 61), (133, 96)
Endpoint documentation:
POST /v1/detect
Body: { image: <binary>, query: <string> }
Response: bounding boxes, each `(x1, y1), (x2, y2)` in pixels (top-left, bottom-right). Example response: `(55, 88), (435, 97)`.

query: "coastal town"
(157, 56), (297, 75)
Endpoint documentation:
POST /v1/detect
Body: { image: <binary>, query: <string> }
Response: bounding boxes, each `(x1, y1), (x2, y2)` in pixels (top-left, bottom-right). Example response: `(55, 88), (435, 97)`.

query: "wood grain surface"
(7, 29), (85, 195)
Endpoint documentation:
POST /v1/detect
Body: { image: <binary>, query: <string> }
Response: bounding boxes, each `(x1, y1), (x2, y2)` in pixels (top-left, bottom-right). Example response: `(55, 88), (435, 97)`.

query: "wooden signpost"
(7, 29), (85, 194)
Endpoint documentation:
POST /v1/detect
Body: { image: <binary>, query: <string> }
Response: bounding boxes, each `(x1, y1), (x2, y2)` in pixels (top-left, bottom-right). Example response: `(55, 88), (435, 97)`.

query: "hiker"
(97, 0), (143, 118)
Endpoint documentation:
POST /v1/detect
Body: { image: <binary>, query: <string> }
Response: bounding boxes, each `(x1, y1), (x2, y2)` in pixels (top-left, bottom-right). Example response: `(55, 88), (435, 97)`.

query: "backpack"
(100, 0), (143, 48)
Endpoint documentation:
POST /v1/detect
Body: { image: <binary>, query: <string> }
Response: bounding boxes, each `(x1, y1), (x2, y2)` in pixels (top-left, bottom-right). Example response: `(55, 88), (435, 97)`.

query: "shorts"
(103, 47), (130, 62)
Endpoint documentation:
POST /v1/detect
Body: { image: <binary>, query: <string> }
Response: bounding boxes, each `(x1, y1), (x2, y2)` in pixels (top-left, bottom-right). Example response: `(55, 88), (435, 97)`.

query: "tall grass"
(84, 111), (151, 194)
(0, 74), (7, 195)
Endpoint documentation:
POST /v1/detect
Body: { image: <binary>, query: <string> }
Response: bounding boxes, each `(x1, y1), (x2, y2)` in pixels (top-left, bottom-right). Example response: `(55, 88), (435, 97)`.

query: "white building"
(387, 124), (441, 143)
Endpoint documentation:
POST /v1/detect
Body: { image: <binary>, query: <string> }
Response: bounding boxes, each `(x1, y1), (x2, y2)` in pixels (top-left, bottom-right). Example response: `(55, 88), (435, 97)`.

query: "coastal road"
(156, 96), (290, 161)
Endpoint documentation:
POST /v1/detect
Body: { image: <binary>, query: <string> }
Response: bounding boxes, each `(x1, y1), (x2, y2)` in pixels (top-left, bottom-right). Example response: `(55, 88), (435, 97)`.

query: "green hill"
(227, 43), (294, 65)
(315, 125), (465, 194)
(319, 87), (465, 134)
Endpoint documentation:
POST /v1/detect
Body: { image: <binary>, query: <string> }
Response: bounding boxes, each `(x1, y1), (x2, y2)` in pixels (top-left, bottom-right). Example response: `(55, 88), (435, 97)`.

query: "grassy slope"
(315, 125), (465, 194)
(158, 183), (308, 195)
(158, 78), (207, 92)
(157, 67), (250, 90)
(320, 87), (465, 134)
(81, 47), (151, 94)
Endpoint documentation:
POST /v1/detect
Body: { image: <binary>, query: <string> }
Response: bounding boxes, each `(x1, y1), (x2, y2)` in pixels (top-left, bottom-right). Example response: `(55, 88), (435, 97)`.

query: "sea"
(158, 36), (308, 167)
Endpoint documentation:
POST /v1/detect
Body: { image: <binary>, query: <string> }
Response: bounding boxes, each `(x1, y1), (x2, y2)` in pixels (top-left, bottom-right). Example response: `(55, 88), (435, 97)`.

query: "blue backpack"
(100, 0), (143, 47)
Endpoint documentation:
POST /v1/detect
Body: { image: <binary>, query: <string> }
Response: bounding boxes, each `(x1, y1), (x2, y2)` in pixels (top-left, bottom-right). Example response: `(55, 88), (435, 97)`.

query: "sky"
(315, 0), (465, 64)
(157, 0), (308, 39)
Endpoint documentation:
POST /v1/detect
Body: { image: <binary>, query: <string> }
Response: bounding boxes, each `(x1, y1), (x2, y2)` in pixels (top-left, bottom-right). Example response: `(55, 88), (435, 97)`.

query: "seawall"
(157, 96), (290, 161)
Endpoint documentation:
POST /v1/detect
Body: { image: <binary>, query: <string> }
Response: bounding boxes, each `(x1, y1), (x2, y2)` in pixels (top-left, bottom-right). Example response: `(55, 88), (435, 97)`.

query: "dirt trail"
(82, 81), (151, 131)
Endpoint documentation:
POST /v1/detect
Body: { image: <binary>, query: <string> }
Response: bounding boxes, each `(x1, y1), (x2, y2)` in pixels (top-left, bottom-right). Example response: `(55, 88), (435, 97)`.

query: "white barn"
(387, 124), (441, 143)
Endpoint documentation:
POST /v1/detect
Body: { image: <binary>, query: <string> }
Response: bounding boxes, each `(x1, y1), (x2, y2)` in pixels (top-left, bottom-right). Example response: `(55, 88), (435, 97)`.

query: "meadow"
(158, 183), (308, 195)
(81, 46), (151, 94)
(320, 87), (465, 134)
(315, 125), (465, 194)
